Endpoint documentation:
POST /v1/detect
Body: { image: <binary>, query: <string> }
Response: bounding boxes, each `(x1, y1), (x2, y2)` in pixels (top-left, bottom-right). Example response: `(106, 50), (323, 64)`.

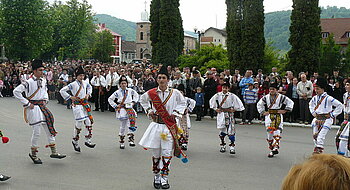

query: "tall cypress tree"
(150, 0), (160, 64)
(288, 0), (321, 74)
(226, 0), (264, 71)
(226, 0), (243, 71)
(150, 0), (184, 66)
(241, 0), (265, 71)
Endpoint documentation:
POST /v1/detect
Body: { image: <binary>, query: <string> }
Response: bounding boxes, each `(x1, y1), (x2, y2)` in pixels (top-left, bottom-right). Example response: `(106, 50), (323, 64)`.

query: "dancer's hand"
(216, 109), (221, 113)
(29, 103), (35, 109)
(277, 110), (287, 114)
(263, 112), (269, 116)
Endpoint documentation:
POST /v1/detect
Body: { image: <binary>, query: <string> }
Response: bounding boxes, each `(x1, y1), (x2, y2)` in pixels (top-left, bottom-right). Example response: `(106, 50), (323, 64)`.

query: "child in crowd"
(195, 87), (205, 121)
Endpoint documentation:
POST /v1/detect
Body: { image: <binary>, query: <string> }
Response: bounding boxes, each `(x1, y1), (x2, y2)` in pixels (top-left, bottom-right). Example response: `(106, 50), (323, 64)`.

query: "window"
(140, 25), (143, 28)
(219, 39), (221, 42)
(322, 32), (329, 38)
(214, 39), (216, 42)
(140, 32), (144, 40)
(140, 48), (143, 59)
(347, 32), (350, 38)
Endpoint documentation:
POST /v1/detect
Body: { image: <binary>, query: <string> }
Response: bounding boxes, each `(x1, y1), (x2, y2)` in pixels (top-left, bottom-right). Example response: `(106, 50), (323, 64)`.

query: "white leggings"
(74, 119), (93, 140)
(31, 123), (55, 147)
(119, 119), (133, 136)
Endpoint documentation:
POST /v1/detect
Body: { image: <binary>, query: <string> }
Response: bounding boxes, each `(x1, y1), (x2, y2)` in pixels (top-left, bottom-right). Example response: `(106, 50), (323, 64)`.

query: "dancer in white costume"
(309, 78), (343, 154)
(176, 84), (196, 151)
(13, 59), (66, 164)
(60, 66), (96, 152)
(108, 75), (139, 149)
(257, 82), (294, 158)
(139, 66), (187, 189)
(210, 82), (245, 154)
(336, 81), (350, 157)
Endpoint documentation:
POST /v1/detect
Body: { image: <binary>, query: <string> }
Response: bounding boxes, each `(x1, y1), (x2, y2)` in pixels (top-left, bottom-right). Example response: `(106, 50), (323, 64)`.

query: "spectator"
(297, 74), (313, 124)
(194, 87), (205, 121)
(241, 82), (258, 125)
(203, 71), (217, 118)
(239, 70), (254, 98)
(282, 154), (350, 190)
(286, 77), (300, 123)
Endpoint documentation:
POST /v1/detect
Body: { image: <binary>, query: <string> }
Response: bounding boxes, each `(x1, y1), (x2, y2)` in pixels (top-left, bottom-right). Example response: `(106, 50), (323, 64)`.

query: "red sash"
(148, 88), (184, 158)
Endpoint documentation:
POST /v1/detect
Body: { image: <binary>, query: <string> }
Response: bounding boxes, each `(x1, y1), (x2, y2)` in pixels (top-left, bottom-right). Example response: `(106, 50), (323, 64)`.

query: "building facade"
(200, 27), (227, 48)
(96, 23), (122, 63)
(320, 18), (350, 48)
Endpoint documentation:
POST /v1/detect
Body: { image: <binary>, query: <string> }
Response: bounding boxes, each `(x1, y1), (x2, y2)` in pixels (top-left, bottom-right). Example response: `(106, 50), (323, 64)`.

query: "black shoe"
(93, 109), (99, 111)
(153, 176), (161, 189)
(85, 142), (96, 148)
(272, 149), (279, 155)
(267, 152), (274, 158)
(161, 183), (170, 189)
(129, 142), (136, 147)
(0, 174), (11, 181)
(101, 110), (104, 112)
(72, 141), (81, 152)
(29, 153), (42, 164)
(50, 153), (66, 159)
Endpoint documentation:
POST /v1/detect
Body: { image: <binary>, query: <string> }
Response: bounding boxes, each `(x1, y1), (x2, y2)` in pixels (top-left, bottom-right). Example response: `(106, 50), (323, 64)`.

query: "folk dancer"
(0, 129), (10, 181)
(108, 75), (139, 149)
(257, 82), (294, 158)
(209, 82), (245, 154)
(176, 84), (196, 150)
(60, 66), (96, 152)
(309, 78), (343, 154)
(13, 59), (66, 164)
(336, 81), (350, 157)
(139, 67), (187, 189)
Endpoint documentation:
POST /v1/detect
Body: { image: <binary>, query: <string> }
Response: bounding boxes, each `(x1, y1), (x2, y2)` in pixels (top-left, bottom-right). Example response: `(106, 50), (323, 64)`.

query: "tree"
(319, 34), (341, 75)
(226, 0), (243, 71)
(241, 0), (265, 71)
(149, 0), (160, 64)
(226, 0), (265, 71)
(288, 0), (321, 74)
(48, 0), (95, 60)
(150, 0), (184, 66)
(92, 30), (115, 63)
(0, 0), (53, 60)
(177, 44), (230, 72)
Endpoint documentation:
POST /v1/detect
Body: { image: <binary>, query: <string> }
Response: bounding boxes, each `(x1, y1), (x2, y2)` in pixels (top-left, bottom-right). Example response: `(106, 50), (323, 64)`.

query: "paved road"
(0, 97), (338, 190)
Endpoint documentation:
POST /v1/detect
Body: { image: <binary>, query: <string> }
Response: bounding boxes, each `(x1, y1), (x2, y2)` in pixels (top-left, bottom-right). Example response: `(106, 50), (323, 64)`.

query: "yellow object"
(178, 127), (184, 134)
(160, 133), (168, 141)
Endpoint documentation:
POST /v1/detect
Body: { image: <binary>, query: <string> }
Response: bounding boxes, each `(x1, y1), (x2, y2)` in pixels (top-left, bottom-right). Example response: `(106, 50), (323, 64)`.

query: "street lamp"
(194, 27), (204, 50)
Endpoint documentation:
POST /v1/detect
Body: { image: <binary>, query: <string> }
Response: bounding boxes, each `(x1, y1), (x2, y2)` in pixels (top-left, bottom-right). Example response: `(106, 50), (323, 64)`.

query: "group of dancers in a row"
(1, 60), (349, 189)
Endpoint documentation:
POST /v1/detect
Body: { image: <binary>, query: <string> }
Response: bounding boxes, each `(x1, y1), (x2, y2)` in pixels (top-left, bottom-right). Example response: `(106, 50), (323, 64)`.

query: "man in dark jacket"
(203, 71), (217, 118)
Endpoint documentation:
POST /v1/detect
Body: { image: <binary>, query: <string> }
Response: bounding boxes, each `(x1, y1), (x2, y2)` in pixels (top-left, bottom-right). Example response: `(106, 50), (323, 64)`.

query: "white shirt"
(344, 92), (350, 114)
(209, 92), (245, 111)
(91, 75), (107, 87)
(309, 92), (343, 118)
(13, 76), (49, 106)
(108, 88), (139, 109)
(140, 87), (187, 116)
(257, 93), (294, 114)
(106, 72), (119, 88)
(60, 80), (92, 101)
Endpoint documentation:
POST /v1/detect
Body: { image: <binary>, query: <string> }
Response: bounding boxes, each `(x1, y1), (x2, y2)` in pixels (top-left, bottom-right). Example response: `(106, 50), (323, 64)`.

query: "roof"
(121, 41), (136, 52)
(96, 23), (122, 37)
(320, 18), (350, 45)
(205, 27), (227, 37)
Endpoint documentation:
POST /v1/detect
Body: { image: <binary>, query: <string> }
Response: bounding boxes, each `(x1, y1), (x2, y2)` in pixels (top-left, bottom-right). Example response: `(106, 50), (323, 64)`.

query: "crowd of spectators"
(0, 61), (349, 125)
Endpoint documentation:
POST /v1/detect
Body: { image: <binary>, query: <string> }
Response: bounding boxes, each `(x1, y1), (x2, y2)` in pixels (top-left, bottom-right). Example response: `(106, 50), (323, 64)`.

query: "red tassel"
(2, 137), (9, 143)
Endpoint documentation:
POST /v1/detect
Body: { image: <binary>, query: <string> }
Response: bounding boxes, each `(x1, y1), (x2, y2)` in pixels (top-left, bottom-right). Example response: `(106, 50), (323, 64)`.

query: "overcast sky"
(47, 0), (350, 31)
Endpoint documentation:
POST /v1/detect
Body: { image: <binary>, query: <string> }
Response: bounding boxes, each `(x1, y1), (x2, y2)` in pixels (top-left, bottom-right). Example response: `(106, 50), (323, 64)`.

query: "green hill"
(265, 6), (350, 51)
(94, 14), (136, 41)
(94, 6), (350, 50)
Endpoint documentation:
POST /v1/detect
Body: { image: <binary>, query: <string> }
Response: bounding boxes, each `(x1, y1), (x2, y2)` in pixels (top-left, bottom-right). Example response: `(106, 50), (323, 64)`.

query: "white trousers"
(31, 123), (55, 147)
(338, 140), (349, 157)
(312, 118), (332, 148)
(119, 119), (133, 136)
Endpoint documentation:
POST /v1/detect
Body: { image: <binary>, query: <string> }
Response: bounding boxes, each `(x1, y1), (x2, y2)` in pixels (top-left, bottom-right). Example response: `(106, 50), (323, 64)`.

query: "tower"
(136, 1), (152, 61)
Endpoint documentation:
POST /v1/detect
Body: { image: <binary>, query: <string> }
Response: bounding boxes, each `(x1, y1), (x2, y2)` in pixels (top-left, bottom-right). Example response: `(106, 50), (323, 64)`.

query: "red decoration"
(2, 136), (9, 143)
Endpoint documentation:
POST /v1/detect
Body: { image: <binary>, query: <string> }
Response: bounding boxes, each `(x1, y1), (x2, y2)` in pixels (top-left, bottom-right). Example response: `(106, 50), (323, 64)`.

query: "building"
(96, 23), (122, 63)
(136, 1), (152, 61)
(200, 27), (227, 48)
(320, 18), (350, 48)
(121, 40), (136, 63)
(183, 33), (197, 54)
